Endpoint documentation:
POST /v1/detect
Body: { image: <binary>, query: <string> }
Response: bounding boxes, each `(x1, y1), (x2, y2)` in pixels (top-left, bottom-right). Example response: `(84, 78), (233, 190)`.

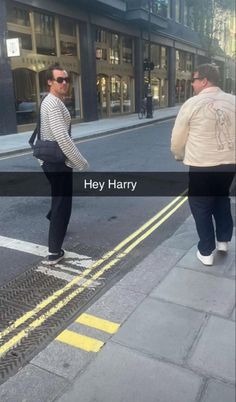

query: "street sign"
(6, 38), (21, 57)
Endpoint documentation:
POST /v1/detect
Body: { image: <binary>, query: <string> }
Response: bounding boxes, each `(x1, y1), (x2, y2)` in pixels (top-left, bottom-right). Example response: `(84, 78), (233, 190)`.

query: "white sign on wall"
(6, 38), (21, 57)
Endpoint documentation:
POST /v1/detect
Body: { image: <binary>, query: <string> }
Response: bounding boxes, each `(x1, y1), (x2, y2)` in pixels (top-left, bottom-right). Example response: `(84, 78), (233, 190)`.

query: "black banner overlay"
(0, 172), (235, 197)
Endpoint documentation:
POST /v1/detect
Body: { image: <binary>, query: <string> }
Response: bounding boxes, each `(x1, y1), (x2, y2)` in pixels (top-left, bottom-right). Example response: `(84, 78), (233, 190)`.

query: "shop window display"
(110, 76), (121, 113)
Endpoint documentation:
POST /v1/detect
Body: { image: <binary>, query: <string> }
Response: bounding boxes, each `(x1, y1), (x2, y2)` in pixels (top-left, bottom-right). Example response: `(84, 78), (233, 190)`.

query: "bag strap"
(29, 95), (48, 148)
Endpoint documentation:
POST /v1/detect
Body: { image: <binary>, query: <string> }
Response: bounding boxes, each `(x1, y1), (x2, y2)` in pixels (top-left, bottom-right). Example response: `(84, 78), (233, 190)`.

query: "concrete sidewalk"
(0, 106), (180, 157)
(0, 215), (235, 402)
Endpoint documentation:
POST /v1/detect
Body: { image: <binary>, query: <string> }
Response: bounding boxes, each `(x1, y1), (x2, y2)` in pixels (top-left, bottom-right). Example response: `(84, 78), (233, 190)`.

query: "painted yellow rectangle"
(76, 313), (120, 334)
(56, 329), (104, 352)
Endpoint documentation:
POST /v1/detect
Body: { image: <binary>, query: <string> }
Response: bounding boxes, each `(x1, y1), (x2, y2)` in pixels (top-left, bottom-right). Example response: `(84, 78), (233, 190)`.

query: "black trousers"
(188, 165), (235, 256)
(42, 162), (73, 254)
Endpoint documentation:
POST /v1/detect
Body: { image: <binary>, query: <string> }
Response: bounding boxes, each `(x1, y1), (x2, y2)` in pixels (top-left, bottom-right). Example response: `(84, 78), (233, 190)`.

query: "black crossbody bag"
(29, 96), (69, 164)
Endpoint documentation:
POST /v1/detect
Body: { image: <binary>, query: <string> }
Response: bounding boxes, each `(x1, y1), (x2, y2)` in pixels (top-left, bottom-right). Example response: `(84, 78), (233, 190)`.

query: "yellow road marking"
(0, 193), (186, 342)
(0, 195), (187, 355)
(56, 330), (104, 352)
(76, 313), (120, 334)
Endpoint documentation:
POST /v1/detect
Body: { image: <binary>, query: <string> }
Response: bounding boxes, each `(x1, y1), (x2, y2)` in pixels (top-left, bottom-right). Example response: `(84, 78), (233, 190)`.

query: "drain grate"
(0, 245), (132, 384)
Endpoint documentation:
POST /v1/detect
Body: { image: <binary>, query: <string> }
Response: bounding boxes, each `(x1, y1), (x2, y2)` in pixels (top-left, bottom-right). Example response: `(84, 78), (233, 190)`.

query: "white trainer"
(197, 250), (214, 266)
(216, 242), (228, 252)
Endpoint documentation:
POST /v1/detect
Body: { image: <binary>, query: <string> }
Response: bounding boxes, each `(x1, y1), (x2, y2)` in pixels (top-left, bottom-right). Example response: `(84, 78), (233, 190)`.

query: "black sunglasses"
(191, 77), (203, 83)
(53, 77), (70, 84)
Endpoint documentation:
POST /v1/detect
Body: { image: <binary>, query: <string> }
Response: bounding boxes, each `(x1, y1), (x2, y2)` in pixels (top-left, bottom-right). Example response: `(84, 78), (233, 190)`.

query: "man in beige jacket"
(171, 63), (235, 266)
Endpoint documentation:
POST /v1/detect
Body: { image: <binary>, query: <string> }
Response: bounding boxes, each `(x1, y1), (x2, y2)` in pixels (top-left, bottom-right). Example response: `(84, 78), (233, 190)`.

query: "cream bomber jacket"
(171, 87), (236, 167)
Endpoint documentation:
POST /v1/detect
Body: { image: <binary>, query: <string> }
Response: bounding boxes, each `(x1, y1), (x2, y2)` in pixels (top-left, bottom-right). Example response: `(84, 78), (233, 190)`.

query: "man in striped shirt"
(41, 64), (89, 265)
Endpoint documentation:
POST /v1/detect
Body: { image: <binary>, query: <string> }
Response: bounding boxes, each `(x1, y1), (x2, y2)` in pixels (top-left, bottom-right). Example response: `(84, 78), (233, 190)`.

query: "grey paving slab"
(86, 284), (146, 323)
(162, 231), (198, 250)
(117, 246), (185, 294)
(189, 316), (235, 383)
(31, 339), (95, 380)
(56, 342), (202, 402)
(201, 380), (235, 402)
(173, 214), (195, 231)
(151, 267), (235, 315)
(112, 297), (205, 364)
(231, 307), (235, 321)
(0, 363), (67, 402)
(176, 245), (235, 276)
(227, 258), (235, 277)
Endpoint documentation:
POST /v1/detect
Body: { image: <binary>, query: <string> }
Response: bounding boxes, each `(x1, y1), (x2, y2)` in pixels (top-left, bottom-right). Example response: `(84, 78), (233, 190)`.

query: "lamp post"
(146, 0), (153, 118)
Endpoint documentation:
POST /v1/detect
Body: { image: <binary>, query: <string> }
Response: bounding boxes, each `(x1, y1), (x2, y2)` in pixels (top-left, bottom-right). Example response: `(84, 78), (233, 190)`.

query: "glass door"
(97, 75), (109, 117)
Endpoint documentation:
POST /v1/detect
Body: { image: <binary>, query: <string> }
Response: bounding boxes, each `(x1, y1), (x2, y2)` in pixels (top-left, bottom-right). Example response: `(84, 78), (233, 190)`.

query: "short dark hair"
(46, 63), (65, 81)
(194, 63), (220, 85)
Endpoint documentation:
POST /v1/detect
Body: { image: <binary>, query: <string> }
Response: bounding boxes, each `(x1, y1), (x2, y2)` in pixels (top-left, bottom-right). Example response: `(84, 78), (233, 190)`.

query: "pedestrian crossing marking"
(0, 235), (95, 282)
(0, 235), (94, 262)
(56, 329), (104, 352)
(76, 313), (120, 334)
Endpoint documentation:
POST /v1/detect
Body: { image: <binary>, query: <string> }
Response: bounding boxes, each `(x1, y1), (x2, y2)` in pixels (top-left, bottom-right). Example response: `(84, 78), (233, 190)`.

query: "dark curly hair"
(46, 63), (65, 81)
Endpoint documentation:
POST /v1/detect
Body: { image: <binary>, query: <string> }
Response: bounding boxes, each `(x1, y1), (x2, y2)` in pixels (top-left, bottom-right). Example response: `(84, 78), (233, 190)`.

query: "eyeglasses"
(191, 77), (203, 83)
(53, 77), (70, 84)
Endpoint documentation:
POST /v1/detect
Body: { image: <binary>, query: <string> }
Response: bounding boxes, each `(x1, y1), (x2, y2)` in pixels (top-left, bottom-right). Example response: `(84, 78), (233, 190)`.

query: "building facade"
(0, 0), (232, 135)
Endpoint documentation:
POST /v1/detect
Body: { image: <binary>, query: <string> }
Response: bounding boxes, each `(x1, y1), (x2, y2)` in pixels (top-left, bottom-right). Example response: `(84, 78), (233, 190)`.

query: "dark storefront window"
(97, 75), (109, 117)
(96, 29), (107, 43)
(151, 44), (161, 68)
(186, 53), (193, 72)
(122, 37), (133, 64)
(13, 69), (37, 125)
(146, 43), (168, 70)
(110, 34), (120, 64)
(59, 17), (76, 36)
(176, 50), (187, 71)
(7, 3), (32, 51)
(150, 0), (168, 18)
(110, 76), (121, 113)
(59, 17), (77, 56)
(186, 79), (192, 98)
(161, 46), (168, 69)
(34, 12), (56, 55)
(176, 50), (193, 103)
(7, 4), (30, 26)
(96, 28), (108, 61)
(60, 41), (77, 56)
(7, 30), (32, 50)
(123, 77), (132, 112)
(96, 48), (107, 61)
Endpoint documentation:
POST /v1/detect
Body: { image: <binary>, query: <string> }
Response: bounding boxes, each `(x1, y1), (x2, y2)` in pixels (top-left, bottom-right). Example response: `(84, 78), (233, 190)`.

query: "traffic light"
(143, 59), (149, 71)
(149, 61), (154, 71)
(143, 59), (154, 71)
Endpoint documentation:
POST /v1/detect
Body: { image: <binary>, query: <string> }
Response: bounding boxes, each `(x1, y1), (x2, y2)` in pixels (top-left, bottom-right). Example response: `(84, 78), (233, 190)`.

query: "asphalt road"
(0, 120), (190, 287)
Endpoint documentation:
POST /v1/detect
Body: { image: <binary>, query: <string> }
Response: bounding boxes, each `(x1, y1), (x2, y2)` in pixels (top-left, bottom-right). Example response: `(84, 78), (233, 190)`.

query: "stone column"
(134, 35), (143, 112)
(168, 47), (176, 107)
(79, 20), (98, 121)
(0, 0), (17, 135)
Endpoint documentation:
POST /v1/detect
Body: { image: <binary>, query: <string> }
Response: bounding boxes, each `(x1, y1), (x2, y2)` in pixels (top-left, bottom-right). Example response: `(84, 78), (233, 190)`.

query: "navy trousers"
(42, 162), (73, 254)
(188, 165), (235, 256)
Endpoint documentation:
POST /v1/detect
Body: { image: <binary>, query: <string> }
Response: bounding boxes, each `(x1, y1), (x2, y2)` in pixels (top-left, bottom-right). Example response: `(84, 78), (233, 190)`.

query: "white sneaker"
(216, 242), (228, 252)
(197, 250), (214, 266)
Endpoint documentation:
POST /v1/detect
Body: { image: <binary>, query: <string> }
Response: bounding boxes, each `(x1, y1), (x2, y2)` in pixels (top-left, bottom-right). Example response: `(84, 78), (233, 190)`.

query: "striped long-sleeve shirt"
(40, 93), (89, 170)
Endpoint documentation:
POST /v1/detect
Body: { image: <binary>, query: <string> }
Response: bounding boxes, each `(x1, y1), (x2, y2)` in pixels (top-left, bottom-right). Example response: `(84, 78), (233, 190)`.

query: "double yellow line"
(0, 192), (187, 356)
